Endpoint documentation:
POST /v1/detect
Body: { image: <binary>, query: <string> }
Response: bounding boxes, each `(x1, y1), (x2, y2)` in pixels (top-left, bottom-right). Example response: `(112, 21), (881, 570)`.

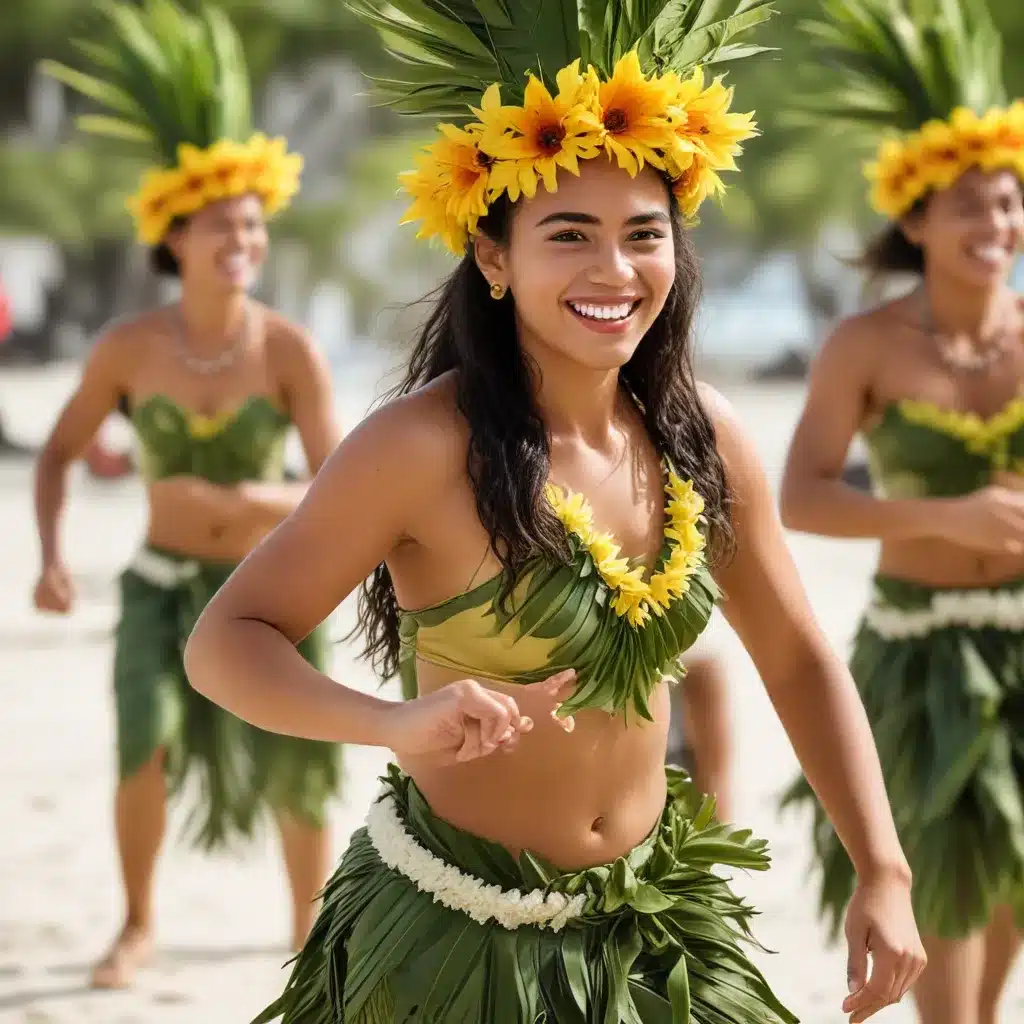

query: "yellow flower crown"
(866, 102), (1024, 219)
(399, 52), (757, 254)
(129, 134), (303, 246)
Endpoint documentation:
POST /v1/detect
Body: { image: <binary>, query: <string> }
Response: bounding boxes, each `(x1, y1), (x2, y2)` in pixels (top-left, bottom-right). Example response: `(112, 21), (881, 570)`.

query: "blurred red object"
(0, 277), (11, 343)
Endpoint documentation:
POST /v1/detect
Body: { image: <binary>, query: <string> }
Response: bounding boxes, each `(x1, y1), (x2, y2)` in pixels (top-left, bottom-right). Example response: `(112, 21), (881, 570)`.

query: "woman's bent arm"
(705, 383), (907, 878)
(779, 317), (954, 542)
(183, 400), (430, 740)
(35, 329), (133, 566)
(184, 388), (553, 762)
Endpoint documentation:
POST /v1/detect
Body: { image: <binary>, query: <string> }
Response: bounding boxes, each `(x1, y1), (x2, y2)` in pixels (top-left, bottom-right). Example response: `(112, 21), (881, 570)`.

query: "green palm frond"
(798, 0), (1006, 133)
(344, 0), (775, 118)
(41, 0), (253, 166)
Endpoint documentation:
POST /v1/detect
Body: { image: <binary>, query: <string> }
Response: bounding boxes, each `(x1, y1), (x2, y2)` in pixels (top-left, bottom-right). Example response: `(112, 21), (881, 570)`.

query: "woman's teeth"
(969, 244), (1006, 264)
(569, 301), (635, 321)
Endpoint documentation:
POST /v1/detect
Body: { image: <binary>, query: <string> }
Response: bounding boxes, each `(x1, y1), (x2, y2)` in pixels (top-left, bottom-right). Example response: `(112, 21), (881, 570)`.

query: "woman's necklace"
(920, 290), (1016, 374)
(174, 301), (250, 375)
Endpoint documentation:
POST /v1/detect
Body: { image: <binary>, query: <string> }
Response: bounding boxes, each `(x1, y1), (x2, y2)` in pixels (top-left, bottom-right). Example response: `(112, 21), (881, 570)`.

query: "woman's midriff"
(145, 485), (273, 563)
(400, 658), (673, 871)
(877, 538), (1024, 588)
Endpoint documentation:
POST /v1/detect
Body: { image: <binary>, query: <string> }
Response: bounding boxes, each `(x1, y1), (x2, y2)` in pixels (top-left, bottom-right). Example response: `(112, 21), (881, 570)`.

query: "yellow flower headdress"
(41, 0), (302, 245)
(799, 0), (1022, 220)
(348, 0), (776, 254)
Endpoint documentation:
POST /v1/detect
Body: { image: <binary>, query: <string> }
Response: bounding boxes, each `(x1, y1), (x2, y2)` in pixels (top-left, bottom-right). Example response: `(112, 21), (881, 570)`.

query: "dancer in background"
(187, 1), (924, 1020)
(31, 0), (342, 989)
(780, 1), (1024, 1021)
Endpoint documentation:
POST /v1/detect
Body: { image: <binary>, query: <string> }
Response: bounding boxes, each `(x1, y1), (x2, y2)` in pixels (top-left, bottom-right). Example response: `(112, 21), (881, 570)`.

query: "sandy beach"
(1, 359), (1022, 1023)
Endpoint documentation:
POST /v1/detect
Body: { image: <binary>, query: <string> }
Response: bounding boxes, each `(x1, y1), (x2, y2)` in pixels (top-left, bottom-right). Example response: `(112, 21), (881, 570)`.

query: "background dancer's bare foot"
(90, 924), (153, 989)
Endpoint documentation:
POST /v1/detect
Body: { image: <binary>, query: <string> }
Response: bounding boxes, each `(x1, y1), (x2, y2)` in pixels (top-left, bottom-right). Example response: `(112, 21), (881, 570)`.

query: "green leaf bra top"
(130, 393), (290, 485)
(398, 464), (719, 721)
(864, 395), (1024, 499)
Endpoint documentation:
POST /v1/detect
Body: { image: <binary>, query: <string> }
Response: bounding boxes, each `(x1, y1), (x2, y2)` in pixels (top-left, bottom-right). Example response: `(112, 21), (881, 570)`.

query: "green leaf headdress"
(799, 0), (1023, 219)
(346, 0), (776, 253)
(41, 0), (302, 245)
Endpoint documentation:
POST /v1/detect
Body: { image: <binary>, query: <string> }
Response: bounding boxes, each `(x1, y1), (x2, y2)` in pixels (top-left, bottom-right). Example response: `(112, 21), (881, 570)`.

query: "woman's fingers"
(454, 682), (536, 759)
(455, 718), (485, 762)
(453, 670), (578, 760)
(527, 669), (577, 733)
(540, 668), (577, 692)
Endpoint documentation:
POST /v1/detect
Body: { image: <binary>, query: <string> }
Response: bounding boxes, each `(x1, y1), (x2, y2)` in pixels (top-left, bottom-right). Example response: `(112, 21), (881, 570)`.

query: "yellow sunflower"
(865, 102), (1024, 218)
(671, 67), (757, 170)
(671, 153), (725, 219)
(399, 164), (469, 254)
(597, 51), (682, 176)
(126, 134), (304, 244)
(864, 137), (924, 218)
(128, 166), (186, 244)
(483, 60), (605, 201)
(997, 101), (1024, 150)
(914, 119), (968, 189)
(949, 106), (995, 165)
(398, 122), (495, 252)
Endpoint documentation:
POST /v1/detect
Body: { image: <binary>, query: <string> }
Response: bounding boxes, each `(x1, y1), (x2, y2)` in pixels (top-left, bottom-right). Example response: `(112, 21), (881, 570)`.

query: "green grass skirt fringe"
(256, 764), (797, 1024)
(114, 553), (342, 851)
(782, 575), (1024, 940)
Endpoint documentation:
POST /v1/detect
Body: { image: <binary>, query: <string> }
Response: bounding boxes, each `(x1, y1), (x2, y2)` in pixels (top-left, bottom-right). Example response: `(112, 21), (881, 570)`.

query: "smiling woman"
(31, 0), (343, 992)
(183, 1), (926, 1021)
(514, 205), (670, 333)
(778, 2), (1024, 1022)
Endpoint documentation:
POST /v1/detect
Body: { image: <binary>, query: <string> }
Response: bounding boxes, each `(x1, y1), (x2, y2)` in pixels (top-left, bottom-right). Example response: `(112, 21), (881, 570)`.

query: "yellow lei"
(898, 395), (1024, 469)
(545, 467), (707, 628)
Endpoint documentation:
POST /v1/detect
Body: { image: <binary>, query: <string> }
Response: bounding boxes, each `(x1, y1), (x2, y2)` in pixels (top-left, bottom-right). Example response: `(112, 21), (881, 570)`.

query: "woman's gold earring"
(490, 282), (506, 300)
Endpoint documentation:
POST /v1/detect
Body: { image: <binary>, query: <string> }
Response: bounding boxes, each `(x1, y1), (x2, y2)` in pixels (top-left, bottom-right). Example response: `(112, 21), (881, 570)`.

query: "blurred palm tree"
(5, 0), (1021, 363)
(0, 0), (438, 360)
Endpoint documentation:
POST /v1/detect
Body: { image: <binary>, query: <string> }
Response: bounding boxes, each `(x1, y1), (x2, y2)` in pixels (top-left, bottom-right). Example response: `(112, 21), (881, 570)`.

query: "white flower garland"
(129, 547), (200, 589)
(864, 586), (1024, 639)
(365, 789), (588, 932)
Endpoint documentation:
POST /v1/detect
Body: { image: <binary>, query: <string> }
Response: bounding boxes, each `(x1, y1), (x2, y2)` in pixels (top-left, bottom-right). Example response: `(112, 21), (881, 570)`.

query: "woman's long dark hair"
(150, 216), (189, 277)
(858, 199), (927, 278)
(355, 187), (734, 679)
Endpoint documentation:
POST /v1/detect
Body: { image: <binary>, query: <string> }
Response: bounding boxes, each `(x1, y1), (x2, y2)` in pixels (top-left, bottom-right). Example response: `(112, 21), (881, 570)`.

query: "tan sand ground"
(0, 361), (1021, 1023)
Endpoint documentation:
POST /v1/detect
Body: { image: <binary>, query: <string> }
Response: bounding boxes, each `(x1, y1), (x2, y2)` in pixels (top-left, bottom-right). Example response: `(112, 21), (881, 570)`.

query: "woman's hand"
(842, 868), (926, 1022)
(383, 669), (577, 765)
(33, 561), (75, 614)
(149, 474), (236, 511)
(934, 485), (1024, 554)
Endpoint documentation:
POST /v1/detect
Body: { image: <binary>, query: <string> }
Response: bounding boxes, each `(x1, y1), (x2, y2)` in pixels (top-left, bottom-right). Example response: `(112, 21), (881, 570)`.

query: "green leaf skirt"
(114, 547), (342, 851)
(256, 765), (797, 1023)
(782, 574), (1024, 940)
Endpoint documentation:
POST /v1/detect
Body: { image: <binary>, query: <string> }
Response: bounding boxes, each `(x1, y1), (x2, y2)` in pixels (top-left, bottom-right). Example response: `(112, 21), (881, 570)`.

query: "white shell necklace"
(921, 290), (1016, 374)
(174, 301), (251, 375)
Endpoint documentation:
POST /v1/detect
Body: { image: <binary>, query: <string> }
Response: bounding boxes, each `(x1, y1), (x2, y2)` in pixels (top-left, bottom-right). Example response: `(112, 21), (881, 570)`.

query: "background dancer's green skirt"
(257, 765), (797, 1024)
(783, 575), (1024, 940)
(115, 546), (342, 850)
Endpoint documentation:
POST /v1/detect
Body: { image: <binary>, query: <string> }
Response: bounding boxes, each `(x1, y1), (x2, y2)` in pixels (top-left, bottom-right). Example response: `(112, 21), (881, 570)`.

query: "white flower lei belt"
(863, 585), (1024, 639)
(365, 788), (588, 932)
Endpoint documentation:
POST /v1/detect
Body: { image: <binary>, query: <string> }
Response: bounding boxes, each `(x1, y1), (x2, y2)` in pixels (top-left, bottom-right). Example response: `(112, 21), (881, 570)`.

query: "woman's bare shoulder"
(99, 305), (171, 343)
(820, 300), (906, 351)
(260, 305), (319, 360)
(82, 307), (169, 380)
(330, 370), (469, 494)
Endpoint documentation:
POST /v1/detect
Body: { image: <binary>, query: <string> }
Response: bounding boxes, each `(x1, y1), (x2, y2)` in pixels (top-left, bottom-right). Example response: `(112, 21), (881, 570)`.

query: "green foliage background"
(0, 0), (1022, 357)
